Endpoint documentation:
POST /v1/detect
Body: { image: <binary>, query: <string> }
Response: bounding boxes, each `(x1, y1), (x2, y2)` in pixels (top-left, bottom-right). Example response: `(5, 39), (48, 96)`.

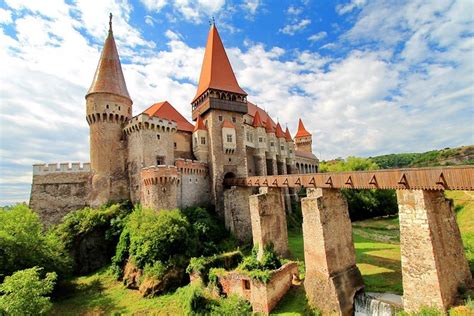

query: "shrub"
(237, 245), (282, 283)
(53, 202), (132, 275)
(176, 284), (211, 315)
(186, 251), (243, 284)
(0, 205), (71, 281)
(211, 294), (252, 315)
(0, 267), (57, 315)
(143, 261), (167, 280)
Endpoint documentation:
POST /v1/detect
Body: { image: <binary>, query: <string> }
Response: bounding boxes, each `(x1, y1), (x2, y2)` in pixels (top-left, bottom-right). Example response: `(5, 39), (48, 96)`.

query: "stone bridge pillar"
(397, 190), (472, 312)
(224, 187), (253, 242)
(302, 188), (364, 315)
(249, 187), (289, 259)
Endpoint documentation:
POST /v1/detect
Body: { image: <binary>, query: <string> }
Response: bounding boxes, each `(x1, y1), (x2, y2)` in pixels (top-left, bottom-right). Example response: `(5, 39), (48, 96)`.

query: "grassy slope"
(51, 191), (473, 315)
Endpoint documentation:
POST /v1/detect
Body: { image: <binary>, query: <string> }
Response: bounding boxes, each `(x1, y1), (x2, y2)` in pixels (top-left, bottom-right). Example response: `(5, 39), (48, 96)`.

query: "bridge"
(222, 166), (473, 314)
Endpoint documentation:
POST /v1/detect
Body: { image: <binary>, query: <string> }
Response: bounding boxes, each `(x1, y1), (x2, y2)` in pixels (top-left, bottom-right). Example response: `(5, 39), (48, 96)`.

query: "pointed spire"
(194, 115), (207, 132)
(295, 119), (311, 138)
(275, 122), (285, 138)
(86, 14), (131, 101)
(192, 24), (247, 103)
(284, 127), (292, 142)
(252, 111), (263, 128)
(265, 117), (274, 134)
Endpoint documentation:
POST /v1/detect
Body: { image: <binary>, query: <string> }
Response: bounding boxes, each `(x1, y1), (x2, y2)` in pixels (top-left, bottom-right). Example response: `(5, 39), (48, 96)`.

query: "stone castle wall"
(174, 131), (194, 160)
(140, 166), (180, 210)
(175, 159), (210, 208)
(29, 163), (91, 226)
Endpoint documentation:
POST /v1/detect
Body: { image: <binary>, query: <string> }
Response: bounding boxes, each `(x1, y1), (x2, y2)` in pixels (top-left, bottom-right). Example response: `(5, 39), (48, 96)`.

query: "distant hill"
(369, 145), (474, 169)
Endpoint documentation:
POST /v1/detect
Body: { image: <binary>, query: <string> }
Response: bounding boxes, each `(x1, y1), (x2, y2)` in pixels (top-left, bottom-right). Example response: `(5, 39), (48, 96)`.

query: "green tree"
(0, 267), (57, 315)
(0, 205), (71, 281)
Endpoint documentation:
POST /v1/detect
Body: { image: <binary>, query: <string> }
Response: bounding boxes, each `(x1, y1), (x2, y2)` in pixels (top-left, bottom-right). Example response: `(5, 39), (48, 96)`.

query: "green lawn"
(51, 191), (473, 315)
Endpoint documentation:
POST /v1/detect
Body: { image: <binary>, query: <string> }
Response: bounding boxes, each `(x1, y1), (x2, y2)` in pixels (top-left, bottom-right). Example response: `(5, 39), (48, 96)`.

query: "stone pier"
(224, 187), (253, 242)
(397, 190), (472, 312)
(302, 188), (364, 315)
(249, 187), (289, 259)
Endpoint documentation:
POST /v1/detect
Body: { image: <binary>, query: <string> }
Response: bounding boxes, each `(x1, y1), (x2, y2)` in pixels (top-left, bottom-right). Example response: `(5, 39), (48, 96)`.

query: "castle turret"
(294, 119), (312, 153)
(85, 14), (132, 206)
(191, 23), (248, 215)
(252, 111), (267, 176)
(265, 117), (277, 175)
(193, 116), (209, 162)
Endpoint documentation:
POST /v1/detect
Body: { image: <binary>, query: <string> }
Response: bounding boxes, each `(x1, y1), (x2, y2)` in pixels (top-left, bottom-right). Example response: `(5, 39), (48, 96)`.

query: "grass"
(51, 191), (473, 315)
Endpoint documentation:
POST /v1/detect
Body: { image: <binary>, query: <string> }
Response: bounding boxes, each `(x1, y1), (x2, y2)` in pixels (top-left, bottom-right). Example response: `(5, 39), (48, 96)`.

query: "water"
(354, 292), (403, 316)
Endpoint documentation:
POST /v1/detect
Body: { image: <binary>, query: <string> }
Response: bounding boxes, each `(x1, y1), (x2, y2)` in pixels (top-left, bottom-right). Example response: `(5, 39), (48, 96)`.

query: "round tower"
(85, 14), (132, 206)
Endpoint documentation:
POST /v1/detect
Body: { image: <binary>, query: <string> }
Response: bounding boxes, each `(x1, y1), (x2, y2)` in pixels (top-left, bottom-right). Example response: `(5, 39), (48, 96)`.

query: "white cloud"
(287, 6), (302, 15)
(279, 18), (311, 35)
(0, 8), (13, 24)
(242, 0), (261, 15)
(140, 0), (226, 23)
(144, 15), (155, 26)
(141, 0), (167, 12)
(336, 0), (366, 15)
(308, 31), (327, 42)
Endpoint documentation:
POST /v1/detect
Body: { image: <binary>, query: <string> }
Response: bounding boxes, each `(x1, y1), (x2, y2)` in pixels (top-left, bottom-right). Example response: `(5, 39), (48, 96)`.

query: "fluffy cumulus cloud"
(0, 0), (473, 204)
(308, 31), (327, 42)
(279, 18), (311, 35)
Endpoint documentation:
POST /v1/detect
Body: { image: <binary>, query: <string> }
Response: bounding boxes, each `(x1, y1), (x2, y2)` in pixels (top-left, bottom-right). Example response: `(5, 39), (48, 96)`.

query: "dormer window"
(232, 116), (236, 123)
(259, 137), (263, 143)
(281, 146), (284, 150)
(271, 142), (274, 146)
(201, 137), (206, 145)
(219, 115), (223, 121)
(226, 134), (233, 143)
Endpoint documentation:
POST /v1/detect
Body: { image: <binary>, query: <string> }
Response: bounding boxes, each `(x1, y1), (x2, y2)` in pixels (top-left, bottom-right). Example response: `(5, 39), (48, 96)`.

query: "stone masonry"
(249, 187), (289, 259)
(223, 186), (253, 242)
(397, 190), (472, 312)
(302, 188), (364, 315)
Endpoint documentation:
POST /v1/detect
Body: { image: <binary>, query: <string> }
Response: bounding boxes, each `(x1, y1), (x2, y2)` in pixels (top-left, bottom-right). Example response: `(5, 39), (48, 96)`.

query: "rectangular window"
(227, 134), (233, 143)
(281, 146), (284, 150)
(246, 132), (250, 142)
(200, 137), (206, 145)
(232, 116), (236, 123)
(156, 156), (165, 165)
(174, 142), (177, 149)
(243, 279), (251, 290)
(271, 142), (274, 147)
(259, 137), (263, 143)
(157, 134), (160, 140)
(194, 137), (197, 145)
(218, 115), (223, 121)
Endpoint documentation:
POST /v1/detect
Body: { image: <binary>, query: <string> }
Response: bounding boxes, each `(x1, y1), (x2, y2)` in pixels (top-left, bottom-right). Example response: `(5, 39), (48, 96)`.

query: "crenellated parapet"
(33, 162), (91, 175)
(124, 113), (177, 135)
(175, 158), (208, 175)
(141, 165), (180, 186)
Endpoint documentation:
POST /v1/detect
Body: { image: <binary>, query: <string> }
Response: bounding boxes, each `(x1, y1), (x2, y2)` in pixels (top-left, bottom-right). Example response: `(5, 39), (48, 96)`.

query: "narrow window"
(218, 115), (223, 121)
(118, 106), (121, 111)
(157, 134), (160, 140)
(243, 279), (251, 290)
(106, 104), (109, 109)
(271, 142), (274, 147)
(232, 116), (236, 123)
(227, 134), (233, 143)
(174, 142), (177, 149)
(259, 137), (263, 143)
(201, 137), (206, 145)
(281, 146), (284, 150)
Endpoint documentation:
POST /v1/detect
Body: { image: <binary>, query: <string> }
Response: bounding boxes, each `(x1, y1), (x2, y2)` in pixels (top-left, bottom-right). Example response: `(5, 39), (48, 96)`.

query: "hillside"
(369, 145), (474, 169)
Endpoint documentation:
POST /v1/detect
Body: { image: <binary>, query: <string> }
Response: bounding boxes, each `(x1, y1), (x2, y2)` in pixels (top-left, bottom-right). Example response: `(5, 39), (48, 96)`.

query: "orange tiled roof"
(194, 115), (207, 132)
(143, 101), (194, 132)
(252, 110), (263, 128)
(285, 127), (292, 142)
(86, 21), (131, 101)
(265, 117), (275, 134)
(295, 150), (317, 160)
(192, 25), (247, 103)
(295, 119), (311, 138)
(222, 119), (235, 128)
(275, 123), (285, 138)
(247, 101), (276, 128)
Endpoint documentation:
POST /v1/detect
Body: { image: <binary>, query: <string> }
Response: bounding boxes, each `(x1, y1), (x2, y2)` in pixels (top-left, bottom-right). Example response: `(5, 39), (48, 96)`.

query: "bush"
(237, 245), (282, 283)
(211, 294), (252, 315)
(176, 284), (211, 315)
(53, 202), (132, 275)
(0, 267), (57, 315)
(0, 205), (71, 281)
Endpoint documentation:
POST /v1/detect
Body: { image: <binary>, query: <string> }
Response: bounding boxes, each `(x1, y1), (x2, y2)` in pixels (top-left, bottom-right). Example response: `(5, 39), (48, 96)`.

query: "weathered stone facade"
(397, 190), (472, 312)
(302, 188), (364, 315)
(249, 187), (289, 259)
(223, 186), (253, 242)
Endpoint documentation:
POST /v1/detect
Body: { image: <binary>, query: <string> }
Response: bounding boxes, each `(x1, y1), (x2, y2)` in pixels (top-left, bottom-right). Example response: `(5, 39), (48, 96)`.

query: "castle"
(29, 16), (319, 227)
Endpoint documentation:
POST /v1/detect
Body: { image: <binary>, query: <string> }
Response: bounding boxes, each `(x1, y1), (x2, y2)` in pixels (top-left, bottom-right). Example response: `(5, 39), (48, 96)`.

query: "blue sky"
(0, 0), (473, 205)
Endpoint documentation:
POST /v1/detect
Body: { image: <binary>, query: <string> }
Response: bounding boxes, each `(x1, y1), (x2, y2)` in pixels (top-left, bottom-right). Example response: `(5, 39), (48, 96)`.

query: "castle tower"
(193, 115), (209, 162)
(85, 14), (132, 206)
(294, 118), (312, 153)
(191, 23), (248, 215)
(265, 117), (277, 175)
(252, 111), (267, 176)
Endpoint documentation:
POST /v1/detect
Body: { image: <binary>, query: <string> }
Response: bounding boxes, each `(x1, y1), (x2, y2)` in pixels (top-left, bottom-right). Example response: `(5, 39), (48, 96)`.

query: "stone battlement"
(141, 165), (179, 186)
(124, 113), (177, 135)
(33, 162), (91, 175)
(175, 158), (208, 175)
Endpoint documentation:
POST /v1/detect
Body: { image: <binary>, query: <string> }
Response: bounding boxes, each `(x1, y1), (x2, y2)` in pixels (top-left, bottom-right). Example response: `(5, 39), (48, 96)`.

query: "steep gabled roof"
(265, 117), (275, 134)
(295, 118), (311, 138)
(252, 110), (264, 128)
(222, 119), (235, 128)
(192, 24), (247, 103)
(275, 123), (285, 138)
(143, 101), (194, 132)
(194, 115), (207, 132)
(86, 15), (131, 101)
(285, 127), (292, 142)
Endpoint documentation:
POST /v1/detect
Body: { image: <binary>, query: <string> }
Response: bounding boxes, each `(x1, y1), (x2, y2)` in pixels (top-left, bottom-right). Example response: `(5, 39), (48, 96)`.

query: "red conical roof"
(222, 119), (235, 128)
(192, 24), (247, 103)
(86, 15), (131, 101)
(275, 123), (285, 138)
(295, 119), (311, 138)
(194, 115), (207, 132)
(143, 101), (194, 132)
(252, 110), (263, 128)
(265, 117), (275, 134)
(284, 127), (292, 142)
